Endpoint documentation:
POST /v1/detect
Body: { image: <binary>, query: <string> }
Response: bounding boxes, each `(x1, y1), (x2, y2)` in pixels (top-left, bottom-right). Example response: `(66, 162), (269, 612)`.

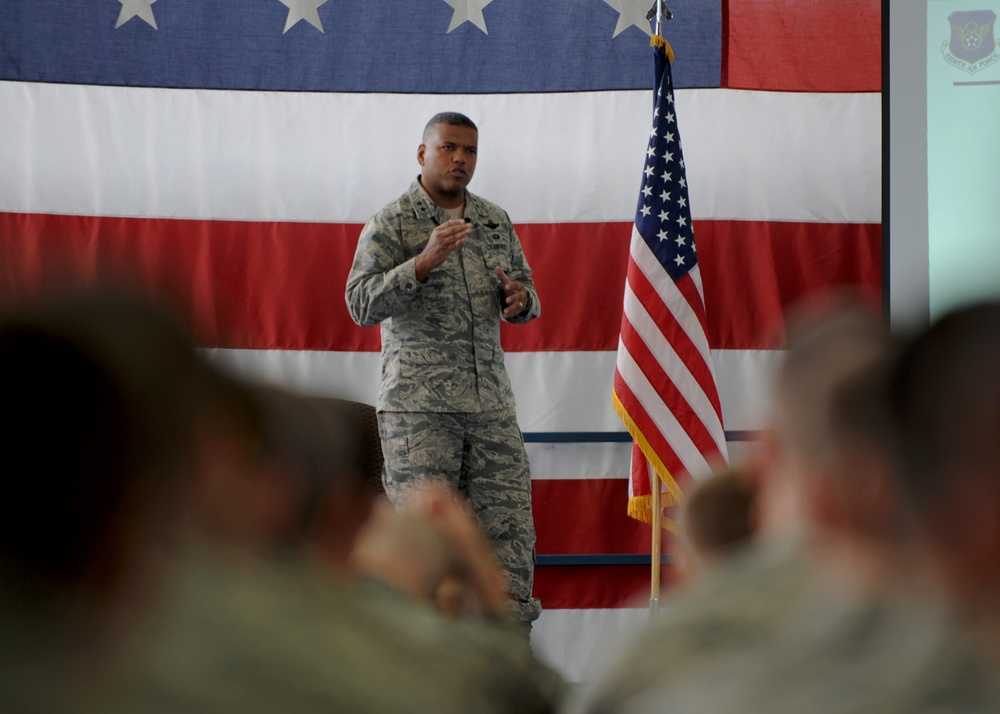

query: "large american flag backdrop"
(0, 0), (881, 681)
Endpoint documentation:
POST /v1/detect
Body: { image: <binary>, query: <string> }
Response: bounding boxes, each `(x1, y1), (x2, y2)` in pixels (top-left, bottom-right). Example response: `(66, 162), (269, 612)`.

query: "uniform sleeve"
(504, 217), (540, 325)
(345, 211), (423, 328)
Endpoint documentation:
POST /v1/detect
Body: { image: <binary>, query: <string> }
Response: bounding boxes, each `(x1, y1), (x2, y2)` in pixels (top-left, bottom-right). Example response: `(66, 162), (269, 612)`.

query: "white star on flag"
(602, 0), (653, 38)
(278, 0), (328, 34)
(444, 0), (494, 34)
(115, 0), (157, 30)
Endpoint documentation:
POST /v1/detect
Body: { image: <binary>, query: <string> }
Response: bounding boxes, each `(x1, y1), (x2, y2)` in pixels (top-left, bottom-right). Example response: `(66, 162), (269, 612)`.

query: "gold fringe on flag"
(650, 35), (675, 63)
(626, 494), (683, 533)
(612, 391), (686, 531)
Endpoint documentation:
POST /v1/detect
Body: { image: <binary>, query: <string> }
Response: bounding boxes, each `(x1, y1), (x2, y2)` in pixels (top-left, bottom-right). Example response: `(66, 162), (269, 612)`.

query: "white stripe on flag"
(631, 234), (715, 364)
(202, 348), (782, 434)
(0, 81), (880, 224)
(525, 442), (632, 481)
(620, 279), (726, 454)
(614, 340), (714, 480)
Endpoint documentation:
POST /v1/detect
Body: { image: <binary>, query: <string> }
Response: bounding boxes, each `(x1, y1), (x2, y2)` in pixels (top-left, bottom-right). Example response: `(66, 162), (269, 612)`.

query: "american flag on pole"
(613, 37), (728, 526)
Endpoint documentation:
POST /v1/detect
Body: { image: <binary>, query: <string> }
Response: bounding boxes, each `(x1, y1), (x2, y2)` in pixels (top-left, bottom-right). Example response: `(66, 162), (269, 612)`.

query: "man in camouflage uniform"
(345, 112), (541, 625)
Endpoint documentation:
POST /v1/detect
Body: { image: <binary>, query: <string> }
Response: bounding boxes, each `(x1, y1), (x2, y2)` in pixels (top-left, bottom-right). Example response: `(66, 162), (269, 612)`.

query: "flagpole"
(647, 0), (670, 620)
(649, 462), (661, 616)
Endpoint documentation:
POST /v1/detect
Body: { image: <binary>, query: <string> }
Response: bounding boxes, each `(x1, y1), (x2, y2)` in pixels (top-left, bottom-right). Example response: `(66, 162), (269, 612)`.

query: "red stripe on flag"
(505, 221), (631, 351)
(533, 479), (651, 555)
(725, 0), (882, 92)
(675, 268), (710, 336)
(698, 220), (883, 348)
(619, 316), (723, 464)
(627, 262), (723, 419)
(612, 368), (688, 480)
(533, 565), (679, 609)
(0, 212), (374, 350)
(0, 212), (879, 351)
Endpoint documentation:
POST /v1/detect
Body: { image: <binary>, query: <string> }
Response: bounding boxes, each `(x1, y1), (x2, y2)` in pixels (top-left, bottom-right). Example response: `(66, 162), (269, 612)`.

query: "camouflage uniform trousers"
(377, 408), (541, 623)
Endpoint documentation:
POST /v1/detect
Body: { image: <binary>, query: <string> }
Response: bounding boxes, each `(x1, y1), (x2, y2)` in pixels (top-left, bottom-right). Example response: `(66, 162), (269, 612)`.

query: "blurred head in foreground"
(677, 466), (757, 579)
(0, 290), (211, 607)
(877, 301), (1000, 615)
(0, 289), (218, 709)
(755, 295), (895, 554)
(250, 388), (378, 570)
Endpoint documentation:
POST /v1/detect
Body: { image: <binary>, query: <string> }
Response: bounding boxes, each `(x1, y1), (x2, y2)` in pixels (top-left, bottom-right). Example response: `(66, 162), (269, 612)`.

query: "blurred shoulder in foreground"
(566, 295), (1000, 714)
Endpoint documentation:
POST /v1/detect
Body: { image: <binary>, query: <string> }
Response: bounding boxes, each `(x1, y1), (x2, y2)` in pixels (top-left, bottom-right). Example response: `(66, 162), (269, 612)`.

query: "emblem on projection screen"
(941, 10), (1000, 74)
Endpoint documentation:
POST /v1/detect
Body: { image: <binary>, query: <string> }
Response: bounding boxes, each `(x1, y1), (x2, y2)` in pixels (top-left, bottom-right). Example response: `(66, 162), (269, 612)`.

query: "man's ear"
(417, 144), (426, 166)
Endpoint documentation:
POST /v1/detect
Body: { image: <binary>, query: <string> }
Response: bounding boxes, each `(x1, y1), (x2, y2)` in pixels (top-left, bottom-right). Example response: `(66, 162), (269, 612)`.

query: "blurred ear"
(808, 443), (899, 543)
(753, 426), (781, 475)
(307, 479), (377, 571)
(751, 427), (805, 536)
(417, 144), (426, 166)
(187, 426), (296, 548)
(669, 530), (698, 589)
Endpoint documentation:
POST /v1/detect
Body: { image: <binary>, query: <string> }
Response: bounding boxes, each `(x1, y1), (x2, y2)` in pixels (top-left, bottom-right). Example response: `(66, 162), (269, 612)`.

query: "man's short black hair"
(423, 112), (478, 141)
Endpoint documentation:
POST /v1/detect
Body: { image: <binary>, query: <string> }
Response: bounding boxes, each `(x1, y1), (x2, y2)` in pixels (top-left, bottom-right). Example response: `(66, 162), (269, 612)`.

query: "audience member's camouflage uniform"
(358, 575), (565, 713)
(569, 541), (1000, 714)
(346, 179), (541, 622)
(113, 551), (504, 714)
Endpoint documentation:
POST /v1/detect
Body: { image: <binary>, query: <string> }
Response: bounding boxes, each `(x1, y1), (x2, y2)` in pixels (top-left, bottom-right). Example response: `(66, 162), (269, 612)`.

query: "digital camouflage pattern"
(378, 408), (540, 622)
(345, 180), (539, 414)
(358, 575), (564, 713)
(112, 551), (506, 714)
(569, 542), (1000, 714)
(346, 179), (541, 623)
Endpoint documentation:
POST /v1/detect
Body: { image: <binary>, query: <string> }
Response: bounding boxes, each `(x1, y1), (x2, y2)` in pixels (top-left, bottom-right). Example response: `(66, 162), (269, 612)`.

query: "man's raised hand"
(415, 219), (472, 282)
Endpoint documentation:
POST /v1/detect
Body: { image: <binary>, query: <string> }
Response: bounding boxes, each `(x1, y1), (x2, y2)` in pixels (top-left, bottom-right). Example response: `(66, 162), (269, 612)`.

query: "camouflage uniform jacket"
(568, 541), (1000, 714)
(346, 179), (540, 413)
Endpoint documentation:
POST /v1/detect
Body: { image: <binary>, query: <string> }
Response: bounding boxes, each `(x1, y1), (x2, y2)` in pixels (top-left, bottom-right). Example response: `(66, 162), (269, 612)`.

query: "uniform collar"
(409, 178), (487, 224)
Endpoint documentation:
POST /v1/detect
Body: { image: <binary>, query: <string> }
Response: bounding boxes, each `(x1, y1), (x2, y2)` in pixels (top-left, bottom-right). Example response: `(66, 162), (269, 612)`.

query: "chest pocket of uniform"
(401, 217), (437, 260)
(483, 232), (510, 274)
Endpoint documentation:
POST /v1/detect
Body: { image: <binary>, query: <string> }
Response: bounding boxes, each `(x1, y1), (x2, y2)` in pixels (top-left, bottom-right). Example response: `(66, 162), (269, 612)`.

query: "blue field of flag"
(0, 0), (721, 92)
